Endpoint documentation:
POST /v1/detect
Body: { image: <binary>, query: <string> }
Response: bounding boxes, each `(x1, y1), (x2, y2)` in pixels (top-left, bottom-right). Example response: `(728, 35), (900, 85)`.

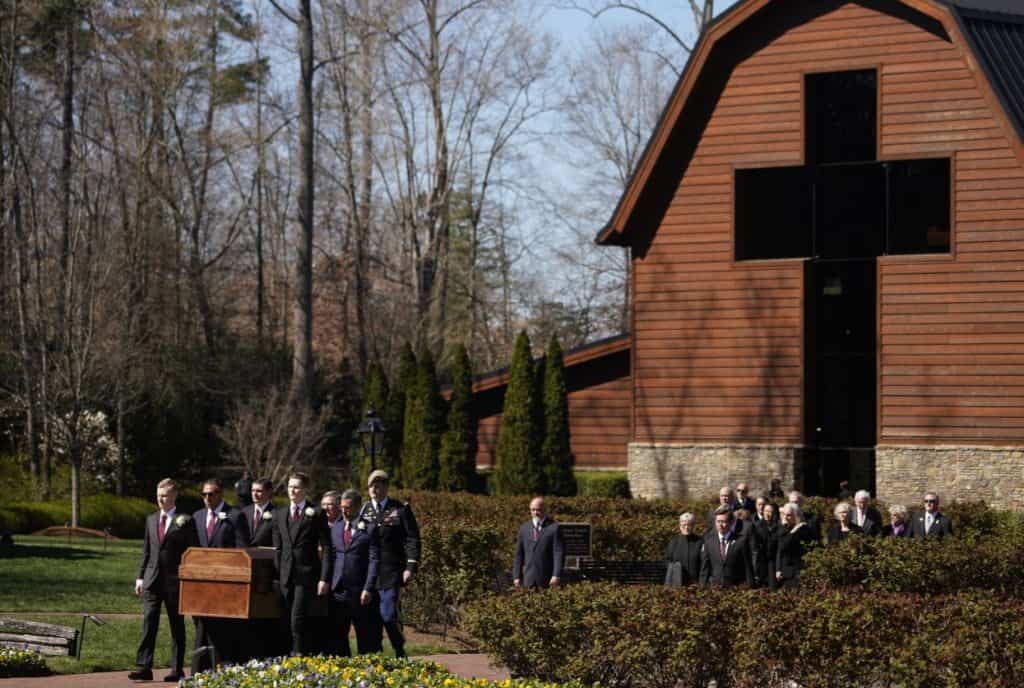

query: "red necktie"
(158, 514), (167, 544)
(532, 525), (539, 542)
(292, 505), (300, 523)
(343, 523), (352, 547)
(720, 538), (727, 559)
(253, 509), (260, 534)
(207, 511), (216, 540)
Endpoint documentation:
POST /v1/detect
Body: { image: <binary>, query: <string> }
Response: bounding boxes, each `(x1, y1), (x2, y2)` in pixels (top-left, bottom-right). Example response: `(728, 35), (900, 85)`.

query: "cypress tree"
(493, 331), (540, 495)
(401, 348), (443, 489)
(357, 360), (390, 484)
(385, 343), (417, 486)
(541, 336), (577, 496)
(531, 351), (548, 494)
(438, 343), (477, 492)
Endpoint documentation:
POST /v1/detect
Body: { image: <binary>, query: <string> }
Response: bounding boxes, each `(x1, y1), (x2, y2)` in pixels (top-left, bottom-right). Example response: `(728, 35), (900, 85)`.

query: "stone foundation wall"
(629, 443), (797, 501)
(876, 445), (1024, 509)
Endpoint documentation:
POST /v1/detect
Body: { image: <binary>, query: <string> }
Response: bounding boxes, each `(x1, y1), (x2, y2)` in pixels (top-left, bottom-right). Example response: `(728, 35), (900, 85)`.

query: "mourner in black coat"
(130, 479), (200, 683)
(700, 507), (753, 588)
(909, 493), (953, 539)
(360, 470), (421, 658)
(826, 502), (864, 545)
(881, 504), (912, 537)
(513, 496), (565, 588)
(240, 479), (276, 547)
(776, 504), (818, 589)
(851, 490), (883, 537)
(664, 513), (703, 586)
(753, 503), (781, 589)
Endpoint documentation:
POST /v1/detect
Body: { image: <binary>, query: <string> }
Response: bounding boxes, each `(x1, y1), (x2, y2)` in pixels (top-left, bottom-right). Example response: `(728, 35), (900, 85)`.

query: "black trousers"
(327, 592), (382, 656)
(191, 617), (240, 673)
(283, 583), (316, 655)
(136, 583), (186, 673)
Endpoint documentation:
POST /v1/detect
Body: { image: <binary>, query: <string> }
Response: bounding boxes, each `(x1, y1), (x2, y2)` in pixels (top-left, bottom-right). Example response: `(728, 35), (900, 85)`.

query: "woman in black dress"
(664, 512), (703, 586)
(754, 502), (780, 589)
(776, 503), (817, 589)
(826, 501), (864, 545)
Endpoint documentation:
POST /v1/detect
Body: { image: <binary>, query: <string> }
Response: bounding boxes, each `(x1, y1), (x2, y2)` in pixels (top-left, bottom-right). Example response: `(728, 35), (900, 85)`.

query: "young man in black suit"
(513, 496), (564, 589)
(241, 478), (276, 547)
(130, 478), (199, 682)
(700, 507), (753, 588)
(274, 471), (333, 655)
(909, 492), (954, 538)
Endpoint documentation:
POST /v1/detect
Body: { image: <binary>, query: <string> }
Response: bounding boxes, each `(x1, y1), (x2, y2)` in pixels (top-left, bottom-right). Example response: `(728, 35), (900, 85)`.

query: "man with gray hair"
(909, 492), (953, 538)
(852, 489), (882, 537)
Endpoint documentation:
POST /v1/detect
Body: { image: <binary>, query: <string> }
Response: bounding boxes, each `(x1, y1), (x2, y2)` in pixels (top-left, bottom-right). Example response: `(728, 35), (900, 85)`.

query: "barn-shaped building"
(591, 0), (1024, 504)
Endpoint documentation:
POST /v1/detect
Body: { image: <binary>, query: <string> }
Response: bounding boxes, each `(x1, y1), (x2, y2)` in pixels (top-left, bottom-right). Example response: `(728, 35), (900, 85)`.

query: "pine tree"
(531, 351), (548, 494)
(357, 360), (390, 484)
(401, 348), (443, 489)
(385, 343), (417, 485)
(438, 343), (477, 492)
(541, 337), (577, 496)
(493, 331), (541, 495)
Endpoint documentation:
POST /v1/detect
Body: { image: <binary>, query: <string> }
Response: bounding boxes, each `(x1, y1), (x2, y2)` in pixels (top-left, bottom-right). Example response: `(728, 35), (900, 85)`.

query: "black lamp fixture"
(357, 408), (386, 465)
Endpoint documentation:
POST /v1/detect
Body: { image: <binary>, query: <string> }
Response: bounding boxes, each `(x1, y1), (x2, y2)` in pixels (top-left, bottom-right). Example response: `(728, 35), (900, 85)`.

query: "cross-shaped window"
(735, 69), (951, 261)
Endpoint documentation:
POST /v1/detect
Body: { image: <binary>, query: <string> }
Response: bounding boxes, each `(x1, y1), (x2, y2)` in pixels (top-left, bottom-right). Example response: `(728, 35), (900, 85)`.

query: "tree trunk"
(290, 0), (315, 409)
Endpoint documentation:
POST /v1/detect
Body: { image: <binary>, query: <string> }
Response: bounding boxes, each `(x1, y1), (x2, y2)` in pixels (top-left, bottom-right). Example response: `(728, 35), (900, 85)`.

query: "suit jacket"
(909, 511), (953, 539)
(852, 506), (883, 537)
(273, 503), (334, 588)
(664, 533), (703, 585)
(138, 510), (200, 592)
(776, 523), (816, 581)
(753, 520), (780, 585)
(513, 518), (564, 589)
(700, 530), (753, 587)
(826, 522), (864, 545)
(329, 518), (379, 597)
(193, 503), (246, 548)
(359, 497), (421, 590)
(240, 502), (276, 547)
(733, 496), (756, 513)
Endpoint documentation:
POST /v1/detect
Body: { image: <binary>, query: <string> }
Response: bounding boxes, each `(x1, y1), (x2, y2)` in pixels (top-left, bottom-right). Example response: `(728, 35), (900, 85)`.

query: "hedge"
(0, 494), (154, 538)
(180, 654), (583, 688)
(574, 471), (630, 499)
(463, 584), (1024, 688)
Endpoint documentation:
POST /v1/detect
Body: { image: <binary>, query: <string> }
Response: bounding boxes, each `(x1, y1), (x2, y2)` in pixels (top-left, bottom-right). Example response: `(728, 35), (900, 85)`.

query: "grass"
(0, 535), (452, 674)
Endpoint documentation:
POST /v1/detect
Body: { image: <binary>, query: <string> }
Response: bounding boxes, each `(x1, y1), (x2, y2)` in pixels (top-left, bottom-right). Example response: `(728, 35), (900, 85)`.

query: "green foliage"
(0, 647), (49, 678)
(0, 494), (153, 538)
(437, 344), (477, 492)
(464, 584), (1024, 688)
(540, 337), (576, 496)
(385, 344), (417, 486)
(401, 350), (443, 490)
(575, 471), (630, 498)
(356, 361), (391, 485)
(493, 332), (540, 496)
(319, 357), (362, 471)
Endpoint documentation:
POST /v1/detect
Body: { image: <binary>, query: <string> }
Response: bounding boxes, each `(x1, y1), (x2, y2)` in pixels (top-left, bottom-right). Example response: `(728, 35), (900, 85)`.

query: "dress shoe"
(128, 668), (154, 681)
(163, 673), (184, 682)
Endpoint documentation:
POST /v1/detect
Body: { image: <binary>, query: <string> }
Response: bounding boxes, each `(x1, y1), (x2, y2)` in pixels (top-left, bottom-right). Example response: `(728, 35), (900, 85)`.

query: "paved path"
(0, 654), (510, 687)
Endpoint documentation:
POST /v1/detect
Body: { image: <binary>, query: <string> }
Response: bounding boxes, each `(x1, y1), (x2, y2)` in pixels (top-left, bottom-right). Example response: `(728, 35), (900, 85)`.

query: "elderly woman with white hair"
(826, 501), (864, 545)
(882, 504), (911, 537)
(775, 502), (818, 589)
(664, 512), (703, 586)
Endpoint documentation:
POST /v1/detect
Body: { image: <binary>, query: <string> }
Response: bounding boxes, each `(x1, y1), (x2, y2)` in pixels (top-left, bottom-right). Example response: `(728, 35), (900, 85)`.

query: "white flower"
(304, 507), (315, 517)
(217, 511), (228, 521)
(261, 510), (273, 521)
(357, 520), (366, 530)
(174, 515), (190, 527)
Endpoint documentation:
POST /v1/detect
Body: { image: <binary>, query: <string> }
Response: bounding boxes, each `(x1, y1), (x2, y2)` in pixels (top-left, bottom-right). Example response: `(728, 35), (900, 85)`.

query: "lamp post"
(357, 408), (386, 468)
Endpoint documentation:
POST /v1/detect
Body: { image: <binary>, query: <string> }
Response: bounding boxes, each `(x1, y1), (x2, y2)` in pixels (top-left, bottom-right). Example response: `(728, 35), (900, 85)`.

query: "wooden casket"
(178, 547), (282, 619)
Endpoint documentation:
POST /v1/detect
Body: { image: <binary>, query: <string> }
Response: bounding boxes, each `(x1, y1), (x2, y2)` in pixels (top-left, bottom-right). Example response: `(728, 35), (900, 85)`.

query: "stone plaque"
(559, 522), (591, 558)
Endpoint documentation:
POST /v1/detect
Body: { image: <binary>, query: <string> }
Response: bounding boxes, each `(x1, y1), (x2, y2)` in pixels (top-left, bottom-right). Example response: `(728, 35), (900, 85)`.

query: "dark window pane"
(807, 70), (877, 164)
(735, 166), (812, 260)
(815, 162), (886, 259)
(887, 158), (951, 254)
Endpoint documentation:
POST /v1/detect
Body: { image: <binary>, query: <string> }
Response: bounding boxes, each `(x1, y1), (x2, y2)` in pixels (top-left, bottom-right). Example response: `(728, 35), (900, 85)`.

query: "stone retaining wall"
(628, 443), (797, 500)
(876, 445), (1024, 509)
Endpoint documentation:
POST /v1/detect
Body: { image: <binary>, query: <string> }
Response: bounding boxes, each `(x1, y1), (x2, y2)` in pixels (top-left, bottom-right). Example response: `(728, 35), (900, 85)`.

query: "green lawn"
(0, 535), (450, 674)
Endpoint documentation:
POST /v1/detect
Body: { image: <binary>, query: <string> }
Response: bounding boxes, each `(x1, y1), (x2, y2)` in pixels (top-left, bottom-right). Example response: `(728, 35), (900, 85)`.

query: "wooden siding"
(632, 1), (1024, 446)
(474, 349), (631, 470)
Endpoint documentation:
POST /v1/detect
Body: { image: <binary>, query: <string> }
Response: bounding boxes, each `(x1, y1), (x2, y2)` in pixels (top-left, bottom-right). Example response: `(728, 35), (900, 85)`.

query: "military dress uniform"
(360, 491), (420, 657)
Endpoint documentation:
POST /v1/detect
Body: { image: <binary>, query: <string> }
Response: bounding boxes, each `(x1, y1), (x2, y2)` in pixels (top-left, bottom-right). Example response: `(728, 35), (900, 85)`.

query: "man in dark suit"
(191, 479), (247, 672)
(327, 489), (381, 656)
(734, 482), (756, 513)
(513, 496), (564, 589)
(274, 471), (333, 655)
(360, 469), (420, 658)
(129, 478), (199, 683)
(852, 490), (883, 537)
(909, 492), (953, 538)
(700, 507), (753, 588)
(706, 486), (736, 530)
(241, 478), (275, 547)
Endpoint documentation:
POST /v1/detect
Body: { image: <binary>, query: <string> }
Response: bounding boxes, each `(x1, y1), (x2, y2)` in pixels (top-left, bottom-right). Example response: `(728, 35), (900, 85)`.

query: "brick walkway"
(0, 654), (509, 687)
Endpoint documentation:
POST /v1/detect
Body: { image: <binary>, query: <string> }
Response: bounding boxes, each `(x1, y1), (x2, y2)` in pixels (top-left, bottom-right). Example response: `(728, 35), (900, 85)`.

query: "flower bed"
(0, 647), (50, 678)
(180, 655), (582, 688)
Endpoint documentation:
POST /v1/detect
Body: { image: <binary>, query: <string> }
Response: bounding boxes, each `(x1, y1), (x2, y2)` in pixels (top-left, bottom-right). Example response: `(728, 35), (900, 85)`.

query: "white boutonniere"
(261, 510), (273, 521)
(174, 514), (189, 527)
(357, 520), (366, 530)
(304, 507), (315, 518)
(217, 511), (228, 521)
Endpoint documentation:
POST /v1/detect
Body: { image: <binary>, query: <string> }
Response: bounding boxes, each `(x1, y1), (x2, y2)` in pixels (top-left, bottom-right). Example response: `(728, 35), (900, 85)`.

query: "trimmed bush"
(540, 337), (576, 497)
(386, 344), (417, 486)
(437, 344), (477, 492)
(180, 655), (581, 688)
(575, 471), (630, 498)
(0, 494), (153, 538)
(401, 349), (444, 490)
(463, 584), (1024, 688)
(0, 648), (49, 678)
(492, 332), (541, 496)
